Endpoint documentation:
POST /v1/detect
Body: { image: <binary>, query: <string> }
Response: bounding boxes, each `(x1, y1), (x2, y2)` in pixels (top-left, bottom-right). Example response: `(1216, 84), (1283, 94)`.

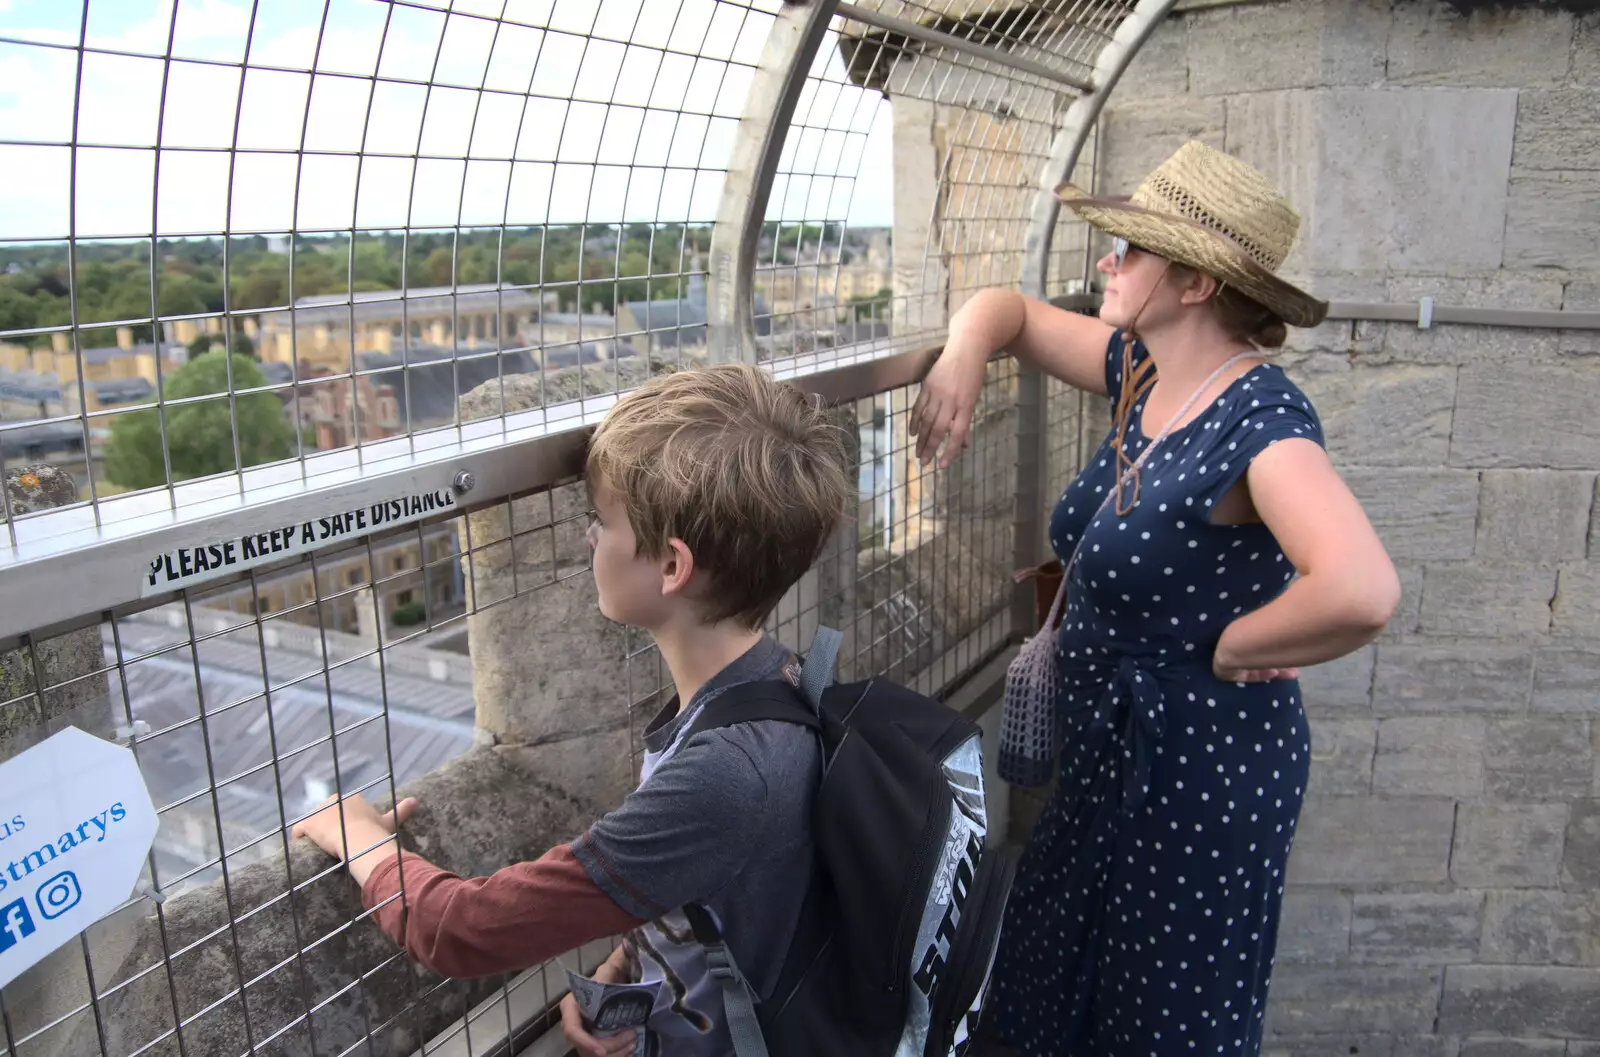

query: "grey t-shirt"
(571, 638), (820, 1056)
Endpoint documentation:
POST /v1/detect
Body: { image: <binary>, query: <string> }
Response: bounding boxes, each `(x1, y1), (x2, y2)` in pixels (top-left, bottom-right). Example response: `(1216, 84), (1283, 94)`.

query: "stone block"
(1579, 11), (1600, 82)
(1440, 965), (1600, 1038)
(1262, 1039), (1445, 1057)
(1275, 887), (1352, 963)
(1476, 471), (1595, 563)
(1227, 89), (1516, 275)
(1452, 803), (1568, 888)
(1481, 890), (1599, 966)
(1513, 89), (1600, 172)
(1386, 2), (1574, 87)
(1308, 717), (1376, 796)
(1108, 15), (1188, 101)
(1265, 965), (1443, 1036)
(1506, 171), (1600, 271)
(1186, 0), (1386, 96)
(1373, 641), (1533, 714)
(1301, 645), (1374, 713)
(1386, 564), (1424, 639)
(1379, 272), (1566, 365)
(1292, 361), (1456, 467)
(1098, 98), (1225, 201)
(1553, 565), (1600, 640)
(1420, 564), (1556, 639)
(468, 565), (634, 756)
(1564, 280), (1600, 357)
(1373, 716), (1485, 798)
(1342, 468), (1479, 563)
(1452, 367), (1600, 470)
(1533, 649), (1600, 714)
(1289, 798), (1454, 884)
(1459, 1042), (1567, 1057)
(1485, 717), (1593, 801)
(1277, 280), (1385, 357)
(1561, 799), (1600, 889)
(1350, 891), (1484, 965)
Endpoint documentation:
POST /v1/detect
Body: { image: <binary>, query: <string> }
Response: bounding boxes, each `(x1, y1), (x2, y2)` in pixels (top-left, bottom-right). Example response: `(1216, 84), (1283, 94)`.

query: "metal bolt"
(452, 470), (475, 496)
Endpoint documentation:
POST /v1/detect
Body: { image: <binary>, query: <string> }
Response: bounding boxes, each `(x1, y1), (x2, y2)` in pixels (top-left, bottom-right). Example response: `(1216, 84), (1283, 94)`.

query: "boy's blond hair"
(586, 363), (851, 628)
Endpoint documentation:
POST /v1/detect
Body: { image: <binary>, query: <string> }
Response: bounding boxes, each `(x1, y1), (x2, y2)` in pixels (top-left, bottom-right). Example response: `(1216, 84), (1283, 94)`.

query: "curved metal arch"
(1021, 0), (1180, 299)
(707, 0), (844, 364)
(1010, 0), (1178, 630)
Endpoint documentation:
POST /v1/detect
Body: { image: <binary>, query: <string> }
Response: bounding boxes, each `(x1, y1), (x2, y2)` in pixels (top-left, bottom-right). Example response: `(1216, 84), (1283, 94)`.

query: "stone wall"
(1095, 1), (1600, 1052)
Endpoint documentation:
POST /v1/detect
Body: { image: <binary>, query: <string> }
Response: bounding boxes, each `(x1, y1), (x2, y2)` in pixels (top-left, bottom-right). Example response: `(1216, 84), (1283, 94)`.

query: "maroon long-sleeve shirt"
(360, 843), (646, 979)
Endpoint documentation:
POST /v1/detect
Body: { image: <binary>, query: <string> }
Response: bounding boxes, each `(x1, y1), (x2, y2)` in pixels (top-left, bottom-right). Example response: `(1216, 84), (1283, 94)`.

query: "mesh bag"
(998, 571), (1070, 786)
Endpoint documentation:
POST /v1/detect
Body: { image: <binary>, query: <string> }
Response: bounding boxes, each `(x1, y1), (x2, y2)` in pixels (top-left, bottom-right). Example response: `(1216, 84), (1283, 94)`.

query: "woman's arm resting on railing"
(1212, 438), (1401, 681)
(912, 289), (1115, 468)
(294, 795), (645, 979)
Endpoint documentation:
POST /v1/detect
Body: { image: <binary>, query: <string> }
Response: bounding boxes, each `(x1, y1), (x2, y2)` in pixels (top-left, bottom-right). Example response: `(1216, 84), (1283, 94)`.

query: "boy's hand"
(558, 1003), (637, 1057)
(561, 948), (640, 1057)
(292, 793), (419, 885)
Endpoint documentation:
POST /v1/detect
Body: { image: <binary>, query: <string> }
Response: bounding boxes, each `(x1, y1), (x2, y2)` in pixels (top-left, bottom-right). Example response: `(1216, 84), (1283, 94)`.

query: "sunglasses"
(1111, 236), (1137, 270)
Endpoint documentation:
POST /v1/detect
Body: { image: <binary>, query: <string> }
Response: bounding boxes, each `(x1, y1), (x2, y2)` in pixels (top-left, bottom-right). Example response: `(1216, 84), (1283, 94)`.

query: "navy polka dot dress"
(979, 333), (1323, 1057)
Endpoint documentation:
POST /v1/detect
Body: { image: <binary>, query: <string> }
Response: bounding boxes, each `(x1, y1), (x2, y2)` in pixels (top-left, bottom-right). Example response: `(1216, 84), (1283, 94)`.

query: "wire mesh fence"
(0, 350), (1023, 1057)
(0, 0), (1153, 1052)
(0, 0), (789, 530)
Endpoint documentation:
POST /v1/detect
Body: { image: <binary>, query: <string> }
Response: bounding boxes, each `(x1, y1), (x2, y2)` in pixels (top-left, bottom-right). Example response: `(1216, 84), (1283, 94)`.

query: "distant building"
(202, 522), (466, 636)
(617, 262), (772, 355)
(253, 285), (546, 372)
(0, 333), (187, 396)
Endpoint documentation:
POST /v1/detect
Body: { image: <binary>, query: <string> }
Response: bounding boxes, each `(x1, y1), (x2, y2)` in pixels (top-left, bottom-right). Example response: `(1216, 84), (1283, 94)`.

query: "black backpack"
(682, 627), (1018, 1057)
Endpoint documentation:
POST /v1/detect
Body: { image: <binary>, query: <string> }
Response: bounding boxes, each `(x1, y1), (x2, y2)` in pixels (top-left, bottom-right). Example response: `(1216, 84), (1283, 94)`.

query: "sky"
(0, 0), (896, 243)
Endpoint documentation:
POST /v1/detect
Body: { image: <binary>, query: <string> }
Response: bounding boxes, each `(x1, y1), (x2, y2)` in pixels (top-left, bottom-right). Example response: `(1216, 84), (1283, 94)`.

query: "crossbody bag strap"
(1027, 348), (1259, 635)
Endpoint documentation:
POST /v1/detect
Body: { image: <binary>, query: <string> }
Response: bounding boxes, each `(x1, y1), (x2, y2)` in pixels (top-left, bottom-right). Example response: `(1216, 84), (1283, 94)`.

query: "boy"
(293, 363), (851, 1057)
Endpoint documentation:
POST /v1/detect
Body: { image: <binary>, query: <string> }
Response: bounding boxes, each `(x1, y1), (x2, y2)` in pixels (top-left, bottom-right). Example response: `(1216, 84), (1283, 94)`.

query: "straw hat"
(1055, 141), (1328, 328)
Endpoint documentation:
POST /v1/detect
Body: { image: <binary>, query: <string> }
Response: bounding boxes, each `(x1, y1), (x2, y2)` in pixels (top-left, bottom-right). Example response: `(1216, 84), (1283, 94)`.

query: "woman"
(911, 141), (1400, 1056)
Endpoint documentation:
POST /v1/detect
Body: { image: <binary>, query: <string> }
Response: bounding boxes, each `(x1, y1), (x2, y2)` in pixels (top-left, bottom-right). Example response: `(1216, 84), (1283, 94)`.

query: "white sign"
(0, 727), (158, 990)
(140, 485), (460, 597)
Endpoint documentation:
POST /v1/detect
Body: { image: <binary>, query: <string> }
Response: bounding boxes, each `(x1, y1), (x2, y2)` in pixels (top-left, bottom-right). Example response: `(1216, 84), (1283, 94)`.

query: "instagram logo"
(35, 871), (81, 921)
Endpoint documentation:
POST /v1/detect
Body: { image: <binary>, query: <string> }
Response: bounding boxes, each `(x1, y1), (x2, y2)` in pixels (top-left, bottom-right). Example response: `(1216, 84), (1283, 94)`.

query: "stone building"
(0, 338), (187, 402)
(252, 285), (545, 371)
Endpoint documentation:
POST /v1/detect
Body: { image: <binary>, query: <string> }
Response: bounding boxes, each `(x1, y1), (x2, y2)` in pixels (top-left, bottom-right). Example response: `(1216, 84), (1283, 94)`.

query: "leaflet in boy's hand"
(564, 969), (657, 1054)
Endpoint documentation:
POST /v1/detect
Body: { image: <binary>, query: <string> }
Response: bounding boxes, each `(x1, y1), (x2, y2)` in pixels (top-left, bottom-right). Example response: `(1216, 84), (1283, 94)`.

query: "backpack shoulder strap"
(685, 681), (821, 741)
(683, 904), (771, 1057)
(799, 626), (842, 710)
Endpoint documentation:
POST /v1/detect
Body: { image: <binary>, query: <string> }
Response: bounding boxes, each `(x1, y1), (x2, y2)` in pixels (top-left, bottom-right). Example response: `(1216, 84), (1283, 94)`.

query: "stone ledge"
(30, 743), (604, 1057)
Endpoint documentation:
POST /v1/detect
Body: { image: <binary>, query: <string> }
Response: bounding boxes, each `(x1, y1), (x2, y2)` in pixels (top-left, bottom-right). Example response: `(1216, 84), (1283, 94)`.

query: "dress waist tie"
(1075, 654), (1167, 817)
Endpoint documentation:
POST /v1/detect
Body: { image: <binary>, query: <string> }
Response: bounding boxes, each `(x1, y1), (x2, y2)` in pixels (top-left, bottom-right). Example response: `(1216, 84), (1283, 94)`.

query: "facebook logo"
(0, 898), (34, 954)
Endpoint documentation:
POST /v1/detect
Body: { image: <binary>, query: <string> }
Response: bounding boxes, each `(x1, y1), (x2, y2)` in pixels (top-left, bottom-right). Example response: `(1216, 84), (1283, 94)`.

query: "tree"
(188, 331), (256, 359)
(104, 350), (294, 490)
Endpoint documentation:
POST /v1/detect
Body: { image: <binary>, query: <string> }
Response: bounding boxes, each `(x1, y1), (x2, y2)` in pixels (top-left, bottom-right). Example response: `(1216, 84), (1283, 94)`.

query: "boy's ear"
(658, 537), (696, 597)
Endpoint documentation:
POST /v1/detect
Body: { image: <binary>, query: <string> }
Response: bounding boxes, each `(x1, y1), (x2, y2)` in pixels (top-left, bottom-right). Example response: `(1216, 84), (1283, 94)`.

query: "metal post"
(707, 0), (843, 364)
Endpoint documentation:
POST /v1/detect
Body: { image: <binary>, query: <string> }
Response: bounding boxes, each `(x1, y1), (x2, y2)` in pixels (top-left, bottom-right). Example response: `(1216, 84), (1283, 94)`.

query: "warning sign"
(140, 486), (459, 597)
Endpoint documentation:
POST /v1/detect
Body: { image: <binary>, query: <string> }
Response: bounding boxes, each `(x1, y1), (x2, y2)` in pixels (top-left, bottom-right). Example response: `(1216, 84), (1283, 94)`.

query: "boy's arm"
(294, 794), (645, 979)
(361, 845), (646, 979)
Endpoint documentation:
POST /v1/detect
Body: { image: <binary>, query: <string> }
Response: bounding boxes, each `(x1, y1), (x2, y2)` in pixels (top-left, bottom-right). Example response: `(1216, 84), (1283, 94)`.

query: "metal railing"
(0, 1), (1178, 1054)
